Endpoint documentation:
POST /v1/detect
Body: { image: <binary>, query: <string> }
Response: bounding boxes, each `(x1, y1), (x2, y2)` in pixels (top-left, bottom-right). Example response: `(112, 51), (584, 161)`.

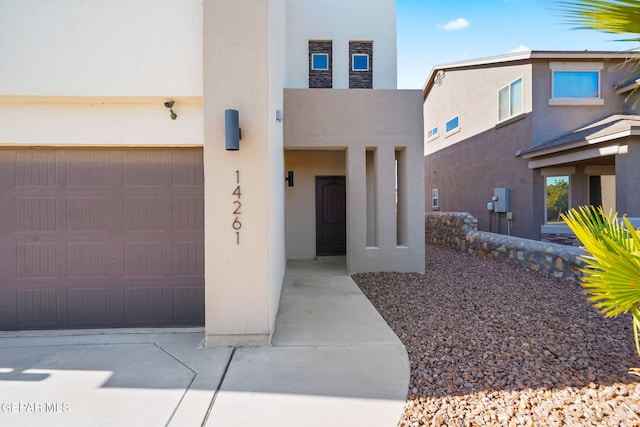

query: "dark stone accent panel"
(309, 40), (332, 89)
(349, 41), (373, 89)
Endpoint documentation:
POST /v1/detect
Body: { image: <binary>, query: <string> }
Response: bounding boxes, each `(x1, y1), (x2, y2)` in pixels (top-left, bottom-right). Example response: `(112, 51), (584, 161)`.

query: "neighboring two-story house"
(0, 0), (424, 344)
(423, 50), (640, 241)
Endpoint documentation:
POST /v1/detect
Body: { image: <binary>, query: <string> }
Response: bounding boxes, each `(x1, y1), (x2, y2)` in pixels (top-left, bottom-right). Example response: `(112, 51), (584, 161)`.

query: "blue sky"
(397, 0), (640, 89)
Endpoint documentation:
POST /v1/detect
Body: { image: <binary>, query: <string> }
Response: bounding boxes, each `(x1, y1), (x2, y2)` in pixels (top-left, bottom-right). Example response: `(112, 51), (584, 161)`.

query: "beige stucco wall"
(530, 59), (636, 146)
(423, 62), (539, 238)
(424, 63), (533, 156)
(0, 98), (203, 146)
(203, 0), (286, 345)
(1, 0), (418, 342)
(0, 0), (204, 147)
(284, 89), (425, 274)
(285, 0), (397, 89)
(601, 175), (616, 213)
(0, 0), (202, 97)
(267, 0), (288, 335)
(616, 138), (640, 216)
(284, 151), (346, 259)
(423, 56), (640, 240)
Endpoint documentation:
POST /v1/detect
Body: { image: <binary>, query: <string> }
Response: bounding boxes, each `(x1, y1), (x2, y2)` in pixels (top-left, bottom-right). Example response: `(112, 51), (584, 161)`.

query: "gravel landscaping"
(352, 244), (640, 427)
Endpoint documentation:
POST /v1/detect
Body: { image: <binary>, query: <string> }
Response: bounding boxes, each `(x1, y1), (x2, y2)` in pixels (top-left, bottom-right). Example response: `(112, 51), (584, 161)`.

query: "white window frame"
(497, 76), (524, 123)
(311, 53), (329, 71)
(352, 53), (370, 71)
(541, 166), (574, 225)
(426, 126), (439, 142)
(445, 115), (460, 137)
(432, 189), (439, 210)
(548, 62), (604, 106)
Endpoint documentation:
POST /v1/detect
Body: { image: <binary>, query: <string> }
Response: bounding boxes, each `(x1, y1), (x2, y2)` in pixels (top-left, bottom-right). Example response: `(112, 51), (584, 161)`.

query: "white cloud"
(510, 44), (530, 53)
(437, 18), (470, 31)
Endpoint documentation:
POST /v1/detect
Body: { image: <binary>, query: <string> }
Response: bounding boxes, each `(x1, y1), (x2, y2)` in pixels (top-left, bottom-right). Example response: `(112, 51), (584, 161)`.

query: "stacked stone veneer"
(349, 41), (372, 89)
(309, 40), (332, 89)
(425, 212), (586, 281)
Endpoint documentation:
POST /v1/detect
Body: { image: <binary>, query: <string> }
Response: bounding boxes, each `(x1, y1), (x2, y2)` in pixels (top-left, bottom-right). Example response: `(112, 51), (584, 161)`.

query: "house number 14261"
(233, 170), (242, 245)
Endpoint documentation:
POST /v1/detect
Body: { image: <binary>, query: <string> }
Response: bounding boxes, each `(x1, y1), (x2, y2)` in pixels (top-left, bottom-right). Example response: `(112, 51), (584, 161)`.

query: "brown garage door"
(0, 148), (205, 330)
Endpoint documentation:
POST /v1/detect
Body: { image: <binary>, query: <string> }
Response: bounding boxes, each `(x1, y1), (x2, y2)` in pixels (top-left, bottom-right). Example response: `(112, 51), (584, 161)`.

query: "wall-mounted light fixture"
(164, 100), (177, 120)
(225, 109), (241, 151)
(276, 109), (283, 123)
(285, 170), (294, 187)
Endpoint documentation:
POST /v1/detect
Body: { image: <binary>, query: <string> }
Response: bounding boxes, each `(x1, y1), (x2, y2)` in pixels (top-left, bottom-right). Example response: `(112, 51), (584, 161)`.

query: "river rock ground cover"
(352, 244), (640, 426)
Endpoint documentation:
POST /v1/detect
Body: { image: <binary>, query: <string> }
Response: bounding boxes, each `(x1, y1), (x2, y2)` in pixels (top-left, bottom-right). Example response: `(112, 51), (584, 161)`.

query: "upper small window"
(311, 53), (329, 71)
(498, 77), (523, 122)
(445, 116), (460, 134)
(549, 62), (604, 106)
(553, 71), (599, 98)
(427, 126), (438, 140)
(352, 54), (369, 71)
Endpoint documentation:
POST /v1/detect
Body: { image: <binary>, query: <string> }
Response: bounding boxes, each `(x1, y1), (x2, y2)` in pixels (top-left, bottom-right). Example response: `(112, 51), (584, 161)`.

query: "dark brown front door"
(315, 176), (346, 256)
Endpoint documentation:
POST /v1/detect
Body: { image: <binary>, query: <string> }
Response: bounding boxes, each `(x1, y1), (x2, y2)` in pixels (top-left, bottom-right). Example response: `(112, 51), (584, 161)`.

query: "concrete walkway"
(0, 258), (409, 427)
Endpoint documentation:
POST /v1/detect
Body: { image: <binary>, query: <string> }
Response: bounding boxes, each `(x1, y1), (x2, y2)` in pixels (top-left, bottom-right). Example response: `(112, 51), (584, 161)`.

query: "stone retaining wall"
(425, 212), (585, 281)
(424, 212), (478, 252)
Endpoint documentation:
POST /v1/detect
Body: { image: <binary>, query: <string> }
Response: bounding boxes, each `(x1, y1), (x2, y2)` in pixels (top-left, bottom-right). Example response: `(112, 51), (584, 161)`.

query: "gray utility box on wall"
(493, 187), (510, 213)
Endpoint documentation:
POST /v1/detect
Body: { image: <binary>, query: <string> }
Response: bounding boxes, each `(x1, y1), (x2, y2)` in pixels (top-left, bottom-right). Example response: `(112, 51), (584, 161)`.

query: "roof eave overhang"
(616, 82), (640, 94)
(522, 127), (640, 169)
(423, 50), (636, 100)
(522, 127), (640, 159)
(526, 144), (628, 169)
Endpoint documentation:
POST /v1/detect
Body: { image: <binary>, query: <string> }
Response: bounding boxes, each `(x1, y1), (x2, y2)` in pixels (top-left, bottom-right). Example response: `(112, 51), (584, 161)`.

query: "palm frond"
(562, 206), (640, 355)
(633, 308), (640, 355)
(557, 0), (640, 35)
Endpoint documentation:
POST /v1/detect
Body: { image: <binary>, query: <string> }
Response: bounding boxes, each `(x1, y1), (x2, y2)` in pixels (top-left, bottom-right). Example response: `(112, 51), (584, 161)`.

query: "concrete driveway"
(0, 259), (409, 427)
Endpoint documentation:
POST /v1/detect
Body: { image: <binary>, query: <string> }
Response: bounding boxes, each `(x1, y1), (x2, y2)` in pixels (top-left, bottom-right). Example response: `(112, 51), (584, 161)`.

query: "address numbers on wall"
(233, 170), (242, 245)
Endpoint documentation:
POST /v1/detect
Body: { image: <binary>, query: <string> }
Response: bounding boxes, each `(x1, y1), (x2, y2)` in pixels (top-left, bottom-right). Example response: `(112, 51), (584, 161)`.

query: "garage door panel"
(0, 148), (205, 330)
(16, 288), (59, 325)
(124, 197), (164, 232)
(67, 288), (109, 324)
(173, 241), (204, 277)
(16, 243), (58, 280)
(173, 287), (205, 321)
(124, 242), (165, 278)
(173, 196), (204, 230)
(67, 197), (108, 232)
(17, 197), (58, 233)
(16, 151), (58, 187)
(171, 151), (205, 186)
(124, 151), (167, 187)
(66, 151), (108, 187)
(124, 287), (166, 322)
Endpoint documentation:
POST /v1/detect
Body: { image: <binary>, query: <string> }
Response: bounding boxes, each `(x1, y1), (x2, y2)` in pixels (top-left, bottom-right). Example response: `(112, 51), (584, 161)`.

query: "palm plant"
(557, 0), (640, 41)
(562, 206), (640, 359)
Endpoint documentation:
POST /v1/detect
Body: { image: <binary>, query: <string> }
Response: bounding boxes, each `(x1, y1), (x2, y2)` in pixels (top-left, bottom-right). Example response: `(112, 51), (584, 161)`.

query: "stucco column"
(202, 0), (285, 345)
(405, 142), (426, 273)
(616, 139), (640, 217)
(376, 145), (398, 251)
(346, 147), (366, 273)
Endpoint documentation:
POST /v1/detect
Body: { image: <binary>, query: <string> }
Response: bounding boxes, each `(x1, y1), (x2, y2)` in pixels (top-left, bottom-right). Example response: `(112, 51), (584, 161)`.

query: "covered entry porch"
(283, 89), (425, 274)
(521, 114), (640, 237)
